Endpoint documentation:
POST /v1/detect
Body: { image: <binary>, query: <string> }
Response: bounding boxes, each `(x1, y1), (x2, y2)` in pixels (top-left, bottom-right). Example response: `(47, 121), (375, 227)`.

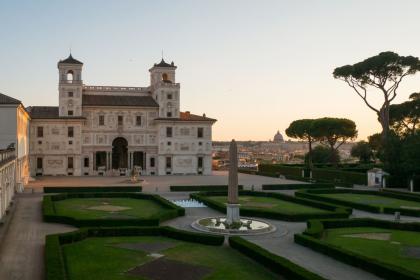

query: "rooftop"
(26, 106), (84, 119)
(0, 93), (21, 105)
(153, 58), (176, 68)
(155, 111), (217, 122)
(58, 54), (83, 65)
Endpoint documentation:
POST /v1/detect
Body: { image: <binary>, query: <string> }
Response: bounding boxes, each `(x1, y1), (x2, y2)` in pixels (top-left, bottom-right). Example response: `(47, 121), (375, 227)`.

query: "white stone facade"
(24, 55), (216, 176)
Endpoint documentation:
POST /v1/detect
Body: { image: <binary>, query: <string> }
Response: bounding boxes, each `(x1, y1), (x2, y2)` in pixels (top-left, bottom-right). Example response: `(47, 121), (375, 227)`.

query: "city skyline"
(1, 1), (420, 141)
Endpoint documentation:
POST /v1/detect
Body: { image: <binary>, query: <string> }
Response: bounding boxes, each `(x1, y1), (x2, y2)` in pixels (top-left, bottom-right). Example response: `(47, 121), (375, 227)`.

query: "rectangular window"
(99, 115), (105, 126)
(167, 141), (172, 146)
(84, 157), (89, 168)
(198, 157), (203, 168)
(68, 110), (73, 116)
(136, 116), (142, 126)
(68, 157), (74, 169)
(68, 92), (73, 97)
(167, 112), (172, 117)
(37, 157), (43, 169)
(166, 127), (172, 137)
(197, 127), (204, 138)
(118, 115), (123, 126)
(166, 157), (172, 168)
(150, 157), (155, 167)
(68, 127), (74, 138)
(167, 93), (172, 99)
(37, 127), (43, 138)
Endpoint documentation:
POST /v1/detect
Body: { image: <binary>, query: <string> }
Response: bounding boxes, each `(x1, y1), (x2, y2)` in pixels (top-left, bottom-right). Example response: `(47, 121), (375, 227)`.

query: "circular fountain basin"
(191, 217), (276, 235)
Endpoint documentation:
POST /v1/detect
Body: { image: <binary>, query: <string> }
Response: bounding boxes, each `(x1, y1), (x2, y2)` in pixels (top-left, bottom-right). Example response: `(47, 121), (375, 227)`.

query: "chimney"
(203, 113), (206, 117)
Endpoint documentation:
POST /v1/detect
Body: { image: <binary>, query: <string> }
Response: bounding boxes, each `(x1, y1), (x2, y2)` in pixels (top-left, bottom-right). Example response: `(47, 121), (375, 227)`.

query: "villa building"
(0, 54), (216, 177)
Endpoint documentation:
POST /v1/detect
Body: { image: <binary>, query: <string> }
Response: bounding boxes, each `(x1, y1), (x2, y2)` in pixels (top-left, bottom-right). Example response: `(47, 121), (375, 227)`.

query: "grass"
(321, 227), (420, 275)
(54, 198), (171, 220)
(318, 193), (420, 209)
(62, 236), (279, 280)
(207, 195), (331, 214)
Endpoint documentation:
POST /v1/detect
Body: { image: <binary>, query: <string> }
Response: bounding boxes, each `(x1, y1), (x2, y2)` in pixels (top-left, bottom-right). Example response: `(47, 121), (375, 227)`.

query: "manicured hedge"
(296, 188), (420, 216)
(295, 218), (420, 280)
(191, 190), (351, 221)
(312, 168), (367, 186)
(258, 164), (367, 187)
(44, 186), (142, 193)
(229, 236), (326, 280)
(258, 164), (304, 179)
(43, 192), (185, 227)
(45, 226), (225, 280)
(295, 189), (381, 213)
(262, 183), (334, 190)
(170, 185), (244, 192)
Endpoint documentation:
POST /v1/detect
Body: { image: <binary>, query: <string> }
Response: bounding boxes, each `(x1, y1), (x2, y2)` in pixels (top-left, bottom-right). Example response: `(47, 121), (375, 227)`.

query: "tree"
(305, 145), (340, 165)
(333, 52), (420, 141)
(285, 119), (316, 168)
(367, 132), (382, 160)
(389, 92), (420, 137)
(311, 117), (357, 165)
(351, 141), (373, 163)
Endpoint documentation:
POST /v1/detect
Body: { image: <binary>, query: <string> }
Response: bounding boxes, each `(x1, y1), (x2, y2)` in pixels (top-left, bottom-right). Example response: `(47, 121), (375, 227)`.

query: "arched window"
(67, 70), (74, 82)
(162, 73), (168, 81)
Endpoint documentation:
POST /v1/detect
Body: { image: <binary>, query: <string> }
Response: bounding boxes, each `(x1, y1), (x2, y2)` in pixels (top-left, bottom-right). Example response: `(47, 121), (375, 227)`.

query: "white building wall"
(0, 106), (17, 150)
(156, 122), (213, 175)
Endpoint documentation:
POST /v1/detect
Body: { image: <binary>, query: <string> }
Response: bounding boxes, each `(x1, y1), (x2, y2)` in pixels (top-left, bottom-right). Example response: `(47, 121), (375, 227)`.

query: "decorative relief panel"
(47, 159), (63, 167)
(180, 143), (189, 151)
(176, 158), (192, 167)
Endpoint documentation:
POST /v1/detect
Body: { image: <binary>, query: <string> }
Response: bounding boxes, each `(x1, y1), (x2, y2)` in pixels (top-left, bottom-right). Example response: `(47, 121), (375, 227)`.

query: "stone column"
(226, 139), (240, 225)
(93, 152), (96, 170)
(109, 152), (113, 170)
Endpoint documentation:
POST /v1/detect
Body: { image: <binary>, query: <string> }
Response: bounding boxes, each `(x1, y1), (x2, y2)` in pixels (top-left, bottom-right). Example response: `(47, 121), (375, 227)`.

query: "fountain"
(191, 140), (275, 235)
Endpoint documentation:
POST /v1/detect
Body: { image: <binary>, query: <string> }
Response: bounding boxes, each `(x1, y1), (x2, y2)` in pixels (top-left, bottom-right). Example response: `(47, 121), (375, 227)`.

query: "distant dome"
(273, 130), (284, 143)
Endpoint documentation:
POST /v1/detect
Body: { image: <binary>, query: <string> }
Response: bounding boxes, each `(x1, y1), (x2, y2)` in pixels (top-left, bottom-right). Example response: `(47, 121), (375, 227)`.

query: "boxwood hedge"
(229, 236), (326, 280)
(45, 226), (225, 280)
(43, 192), (185, 227)
(296, 188), (420, 216)
(44, 186), (142, 193)
(295, 218), (420, 280)
(190, 190), (351, 221)
(170, 185), (243, 192)
(262, 183), (334, 190)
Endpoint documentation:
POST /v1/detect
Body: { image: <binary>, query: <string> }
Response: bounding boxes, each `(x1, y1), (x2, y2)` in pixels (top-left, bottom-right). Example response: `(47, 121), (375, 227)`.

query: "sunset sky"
(1, 0), (420, 141)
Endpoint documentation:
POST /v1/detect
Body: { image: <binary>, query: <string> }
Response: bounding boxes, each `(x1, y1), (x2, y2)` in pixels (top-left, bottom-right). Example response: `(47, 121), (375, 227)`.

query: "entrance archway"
(112, 137), (128, 169)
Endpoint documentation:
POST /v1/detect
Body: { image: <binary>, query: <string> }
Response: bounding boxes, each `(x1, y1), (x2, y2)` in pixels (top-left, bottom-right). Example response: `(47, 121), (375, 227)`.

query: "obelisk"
(226, 139), (240, 225)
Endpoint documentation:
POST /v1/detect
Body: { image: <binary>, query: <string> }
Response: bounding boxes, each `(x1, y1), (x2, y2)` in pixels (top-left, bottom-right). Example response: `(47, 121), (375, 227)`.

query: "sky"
(1, 0), (420, 141)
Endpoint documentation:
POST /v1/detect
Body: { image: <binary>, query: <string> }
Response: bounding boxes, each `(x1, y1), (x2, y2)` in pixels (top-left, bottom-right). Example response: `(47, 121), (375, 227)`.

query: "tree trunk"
(379, 104), (390, 142)
(308, 138), (313, 170)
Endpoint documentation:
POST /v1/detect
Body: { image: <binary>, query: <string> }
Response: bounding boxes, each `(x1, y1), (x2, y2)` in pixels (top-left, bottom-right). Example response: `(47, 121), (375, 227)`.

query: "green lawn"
(63, 236), (279, 280)
(318, 193), (420, 209)
(321, 227), (420, 275)
(54, 198), (171, 220)
(207, 195), (331, 214)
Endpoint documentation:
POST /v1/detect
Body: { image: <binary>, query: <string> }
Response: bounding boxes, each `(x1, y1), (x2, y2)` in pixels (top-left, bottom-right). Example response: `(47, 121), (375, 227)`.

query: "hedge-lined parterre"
(46, 226), (325, 280)
(191, 190), (351, 221)
(296, 188), (420, 217)
(43, 192), (184, 227)
(295, 218), (420, 280)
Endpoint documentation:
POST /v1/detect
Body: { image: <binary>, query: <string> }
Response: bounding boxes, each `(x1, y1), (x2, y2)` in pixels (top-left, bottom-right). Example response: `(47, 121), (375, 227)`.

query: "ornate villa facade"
(0, 54), (216, 178)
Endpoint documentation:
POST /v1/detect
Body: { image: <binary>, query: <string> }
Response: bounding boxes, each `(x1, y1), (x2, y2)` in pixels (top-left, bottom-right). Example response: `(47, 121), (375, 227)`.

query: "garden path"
(0, 193), (75, 280)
